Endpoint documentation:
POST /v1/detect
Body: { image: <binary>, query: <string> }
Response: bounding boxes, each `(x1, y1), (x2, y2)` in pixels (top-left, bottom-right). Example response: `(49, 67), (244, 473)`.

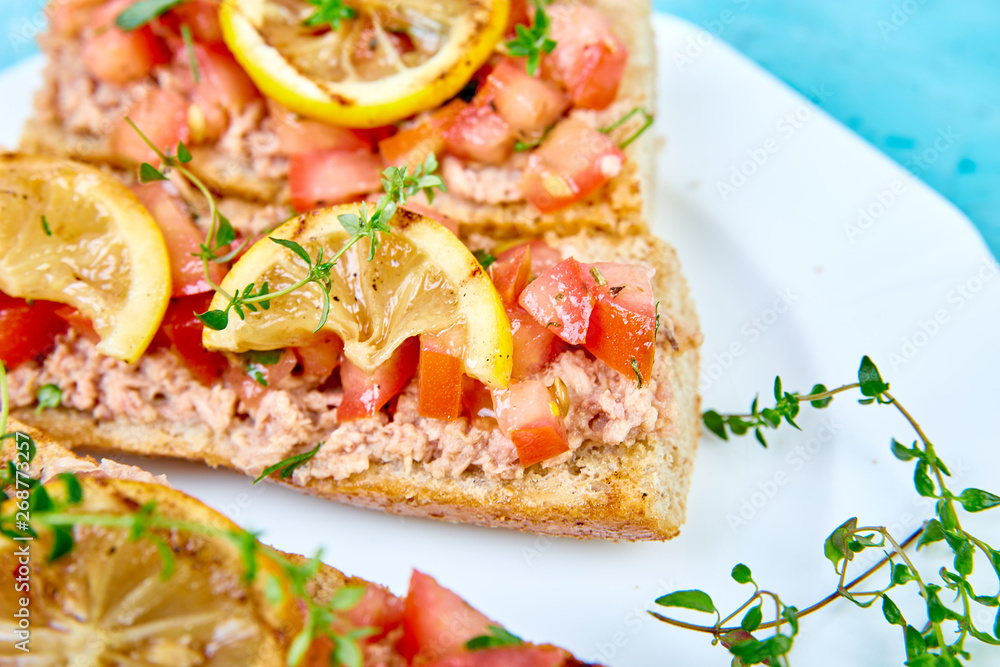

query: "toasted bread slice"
(22, 0), (655, 237)
(0, 419), (600, 666)
(9, 215), (701, 541)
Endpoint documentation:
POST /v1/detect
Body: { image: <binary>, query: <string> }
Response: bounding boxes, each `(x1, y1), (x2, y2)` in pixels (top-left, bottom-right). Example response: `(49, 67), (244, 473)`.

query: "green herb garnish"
(656, 356), (1000, 665)
(600, 106), (654, 149)
(40, 215), (52, 236)
(35, 384), (62, 413)
(180, 23), (200, 84)
(304, 0), (357, 30)
(253, 442), (324, 484)
(466, 625), (524, 651)
(116, 0), (185, 31)
(474, 249), (497, 270)
(505, 1), (557, 76)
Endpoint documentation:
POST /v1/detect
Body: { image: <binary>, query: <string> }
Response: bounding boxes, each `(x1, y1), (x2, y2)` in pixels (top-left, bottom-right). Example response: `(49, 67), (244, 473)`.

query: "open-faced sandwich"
(0, 418), (604, 665)
(24, 0), (655, 236)
(0, 150), (700, 540)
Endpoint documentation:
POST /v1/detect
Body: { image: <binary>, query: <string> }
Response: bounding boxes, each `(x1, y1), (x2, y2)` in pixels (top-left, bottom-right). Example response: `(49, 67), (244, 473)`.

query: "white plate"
(2, 15), (999, 666)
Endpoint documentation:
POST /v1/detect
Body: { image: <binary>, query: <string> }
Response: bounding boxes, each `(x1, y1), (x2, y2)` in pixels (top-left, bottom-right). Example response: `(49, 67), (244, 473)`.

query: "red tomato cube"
(338, 337), (419, 420)
(521, 119), (624, 213)
(418, 334), (464, 421)
(0, 294), (69, 369)
(481, 58), (570, 137)
(582, 262), (657, 383)
(399, 570), (493, 662)
(509, 308), (566, 380)
(545, 5), (628, 110)
(443, 103), (516, 166)
(517, 258), (594, 345)
(492, 380), (569, 466)
(489, 243), (532, 310)
(289, 149), (384, 212)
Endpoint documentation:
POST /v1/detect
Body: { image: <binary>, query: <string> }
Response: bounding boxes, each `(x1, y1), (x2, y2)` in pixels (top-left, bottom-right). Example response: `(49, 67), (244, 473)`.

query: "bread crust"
(13, 232), (701, 541)
(21, 0), (655, 237)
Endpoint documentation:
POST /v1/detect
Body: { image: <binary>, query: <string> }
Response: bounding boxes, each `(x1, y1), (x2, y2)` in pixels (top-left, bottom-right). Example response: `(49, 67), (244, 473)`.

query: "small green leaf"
(139, 162), (168, 183)
(783, 605), (800, 636)
(473, 249), (497, 270)
(994, 607), (1000, 641)
(264, 572), (285, 606)
(882, 594), (905, 626)
(332, 635), (363, 667)
(153, 536), (176, 581)
(773, 376), (783, 401)
(270, 237), (313, 266)
(858, 355), (889, 397)
(809, 383), (832, 408)
(904, 624), (927, 659)
(116, 0), (184, 30)
(177, 141), (193, 164)
(914, 460), (936, 498)
(891, 438), (917, 461)
(741, 604), (763, 633)
(824, 517), (857, 568)
(466, 625), (524, 651)
(30, 486), (53, 512)
(925, 590), (946, 623)
(729, 633), (793, 663)
(654, 589), (716, 614)
(196, 309), (229, 331)
(286, 624), (314, 667)
(243, 349), (284, 366)
(892, 563), (915, 585)
(955, 540), (975, 576)
(253, 442), (323, 484)
(338, 213), (361, 236)
(731, 563), (753, 585)
(246, 364), (268, 387)
(329, 585), (367, 611)
(937, 498), (958, 531)
(216, 215), (236, 248)
(35, 384), (62, 412)
(58, 473), (84, 504)
(40, 215), (52, 236)
(702, 410), (728, 440)
(754, 428), (768, 448)
(916, 519), (946, 550)
(48, 525), (74, 562)
(956, 488), (1000, 513)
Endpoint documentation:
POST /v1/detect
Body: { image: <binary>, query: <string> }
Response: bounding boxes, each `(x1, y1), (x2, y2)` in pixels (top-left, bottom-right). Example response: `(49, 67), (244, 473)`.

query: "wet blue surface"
(2, 1), (997, 256)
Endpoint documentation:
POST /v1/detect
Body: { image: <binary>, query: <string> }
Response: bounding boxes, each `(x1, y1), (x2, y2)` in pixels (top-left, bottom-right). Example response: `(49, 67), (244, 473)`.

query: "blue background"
(2, 0), (997, 258)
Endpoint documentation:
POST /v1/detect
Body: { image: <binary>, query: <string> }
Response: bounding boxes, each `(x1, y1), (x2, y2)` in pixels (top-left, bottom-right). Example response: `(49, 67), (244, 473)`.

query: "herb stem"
(650, 528), (923, 637)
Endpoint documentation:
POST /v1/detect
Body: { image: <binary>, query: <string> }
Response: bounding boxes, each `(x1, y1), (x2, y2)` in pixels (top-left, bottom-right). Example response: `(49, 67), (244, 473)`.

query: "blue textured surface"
(2, 1), (997, 257)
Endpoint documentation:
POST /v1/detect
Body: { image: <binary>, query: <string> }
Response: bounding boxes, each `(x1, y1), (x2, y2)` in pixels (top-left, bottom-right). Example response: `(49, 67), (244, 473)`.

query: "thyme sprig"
(304, 0), (357, 30)
(505, 1), (557, 76)
(656, 356), (1000, 665)
(127, 119), (443, 334)
(0, 365), (368, 667)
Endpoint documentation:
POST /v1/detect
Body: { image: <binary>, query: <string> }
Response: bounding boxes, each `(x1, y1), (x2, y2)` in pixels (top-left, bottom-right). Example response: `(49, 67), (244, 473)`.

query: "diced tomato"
(492, 381), (569, 466)
(508, 309), (565, 381)
(109, 88), (190, 165)
(53, 306), (99, 343)
(481, 58), (569, 138)
(184, 43), (261, 142)
(338, 338), (419, 420)
(380, 99), (468, 171)
(0, 294), (69, 369)
(294, 334), (344, 383)
(399, 570), (493, 662)
(289, 149), (384, 212)
(48, 0), (105, 38)
(161, 1), (224, 43)
(272, 101), (373, 155)
(517, 258), (593, 345)
(462, 377), (496, 429)
(418, 334), (464, 421)
(545, 5), (628, 110)
(443, 102), (516, 166)
(424, 646), (571, 667)
(225, 348), (297, 409)
(159, 293), (228, 385)
(82, 0), (169, 85)
(505, 0), (532, 35)
(496, 240), (562, 276)
(346, 582), (405, 639)
(582, 262), (656, 383)
(489, 243), (532, 310)
(521, 119), (624, 213)
(131, 183), (223, 297)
